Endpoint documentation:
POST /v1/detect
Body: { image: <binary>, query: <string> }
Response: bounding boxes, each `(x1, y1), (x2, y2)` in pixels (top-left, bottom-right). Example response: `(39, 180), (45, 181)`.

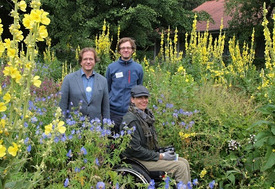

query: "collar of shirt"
(81, 69), (95, 78)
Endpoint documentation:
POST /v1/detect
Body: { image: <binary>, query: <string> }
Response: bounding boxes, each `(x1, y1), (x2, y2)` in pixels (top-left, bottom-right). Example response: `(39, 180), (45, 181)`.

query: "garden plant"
(0, 0), (275, 189)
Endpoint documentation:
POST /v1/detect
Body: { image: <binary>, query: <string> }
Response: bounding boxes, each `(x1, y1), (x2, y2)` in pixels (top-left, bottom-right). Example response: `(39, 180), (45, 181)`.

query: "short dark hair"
(78, 47), (100, 64)
(118, 37), (136, 51)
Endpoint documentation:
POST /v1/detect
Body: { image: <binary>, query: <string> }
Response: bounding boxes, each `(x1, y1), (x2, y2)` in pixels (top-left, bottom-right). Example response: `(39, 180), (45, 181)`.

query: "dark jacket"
(106, 58), (143, 116)
(120, 110), (159, 161)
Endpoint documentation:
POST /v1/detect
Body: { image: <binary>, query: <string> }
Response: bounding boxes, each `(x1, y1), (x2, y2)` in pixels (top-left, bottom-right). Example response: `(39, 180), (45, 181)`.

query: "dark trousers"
(110, 112), (124, 133)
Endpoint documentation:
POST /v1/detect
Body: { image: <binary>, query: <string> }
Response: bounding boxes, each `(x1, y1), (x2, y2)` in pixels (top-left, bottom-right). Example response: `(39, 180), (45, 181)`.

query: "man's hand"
(162, 151), (176, 161)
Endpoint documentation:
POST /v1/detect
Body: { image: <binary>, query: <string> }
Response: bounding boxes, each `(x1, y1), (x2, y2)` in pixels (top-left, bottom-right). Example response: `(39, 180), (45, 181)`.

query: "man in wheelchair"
(119, 85), (191, 184)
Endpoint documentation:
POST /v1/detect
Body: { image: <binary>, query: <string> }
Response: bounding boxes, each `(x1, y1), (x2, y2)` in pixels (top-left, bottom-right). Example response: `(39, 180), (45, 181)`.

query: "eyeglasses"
(120, 47), (133, 50)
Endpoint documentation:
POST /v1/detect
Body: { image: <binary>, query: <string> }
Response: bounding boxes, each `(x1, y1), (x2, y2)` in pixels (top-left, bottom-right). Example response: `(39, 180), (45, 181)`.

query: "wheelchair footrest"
(149, 171), (166, 182)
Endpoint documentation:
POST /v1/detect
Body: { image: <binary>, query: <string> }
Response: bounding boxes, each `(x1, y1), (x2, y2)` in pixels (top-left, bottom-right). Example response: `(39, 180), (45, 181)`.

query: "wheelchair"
(107, 137), (174, 188)
(113, 156), (165, 188)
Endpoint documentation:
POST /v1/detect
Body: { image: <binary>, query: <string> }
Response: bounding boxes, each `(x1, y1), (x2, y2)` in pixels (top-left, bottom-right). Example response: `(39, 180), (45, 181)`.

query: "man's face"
(119, 41), (134, 61)
(131, 96), (149, 111)
(80, 51), (95, 74)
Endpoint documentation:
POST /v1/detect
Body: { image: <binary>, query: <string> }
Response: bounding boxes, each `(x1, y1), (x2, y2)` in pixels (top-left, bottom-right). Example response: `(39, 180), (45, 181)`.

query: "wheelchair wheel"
(114, 164), (151, 188)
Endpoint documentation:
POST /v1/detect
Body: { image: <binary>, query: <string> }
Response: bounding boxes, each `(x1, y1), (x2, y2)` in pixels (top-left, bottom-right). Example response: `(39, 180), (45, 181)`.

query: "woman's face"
(131, 96), (149, 111)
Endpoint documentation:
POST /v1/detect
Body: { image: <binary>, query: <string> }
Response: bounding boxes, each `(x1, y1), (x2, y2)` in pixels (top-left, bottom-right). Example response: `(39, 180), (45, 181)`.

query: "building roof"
(193, 0), (232, 32)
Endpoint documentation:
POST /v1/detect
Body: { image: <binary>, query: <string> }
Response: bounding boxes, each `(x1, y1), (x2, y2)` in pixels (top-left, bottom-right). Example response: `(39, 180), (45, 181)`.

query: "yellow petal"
(0, 145), (6, 158)
(0, 102), (7, 112)
(58, 126), (66, 134)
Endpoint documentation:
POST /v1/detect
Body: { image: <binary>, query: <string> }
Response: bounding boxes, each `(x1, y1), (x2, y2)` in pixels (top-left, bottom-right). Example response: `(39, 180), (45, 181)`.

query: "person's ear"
(130, 97), (135, 103)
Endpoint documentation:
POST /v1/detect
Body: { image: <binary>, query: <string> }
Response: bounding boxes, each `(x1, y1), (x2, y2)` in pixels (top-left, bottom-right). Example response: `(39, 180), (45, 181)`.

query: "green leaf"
(255, 131), (272, 147)
(262, 152), (275, 171)
(248, 120), (273, 130)
(271, 125), (275, 135)
(267, 136), (275, 145)
(227, 174), (236, 185)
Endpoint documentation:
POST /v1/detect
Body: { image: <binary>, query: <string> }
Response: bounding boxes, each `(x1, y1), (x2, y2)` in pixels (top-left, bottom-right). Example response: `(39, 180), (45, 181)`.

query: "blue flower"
(66, 149), (73, 158)
(54, 136), (59, 143)
(61, 134), (67, 142)
(75, 167), (80, 172)
(209, 180), (215, 189)
(80, 116), (86, 121)
(192, 179), (198, 186)
(31, 116), (38, 123)
(180, 122), (186, 126)
(64, 178), (69, 187)
(177, 181), (186, 189)
(115, 183), (119, 189)
(27, 145), (31, 152)
(24, 137), (29, 144)
(166, 103), (174, 108)
(187, 181), (192, 189)
(113, 133), (120, 139)
(148, 179), (155, 189)
(81, 146), (87, 155)
(83, 158), (88, 163)
(96, 158), (100, 166)
(96, 181), (105, 189)
(165, 177), (170, 188)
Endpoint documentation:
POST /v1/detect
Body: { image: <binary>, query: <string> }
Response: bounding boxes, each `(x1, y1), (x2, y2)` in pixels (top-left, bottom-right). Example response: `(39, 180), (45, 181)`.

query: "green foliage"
(143, 68), (266, 187)
(250, 104), (275, 185)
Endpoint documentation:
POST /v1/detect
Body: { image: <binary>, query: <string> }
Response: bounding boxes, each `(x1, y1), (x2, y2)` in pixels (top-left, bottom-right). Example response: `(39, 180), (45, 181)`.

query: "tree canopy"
(1, 0), (207, 54)
(225, 0), (275, 57)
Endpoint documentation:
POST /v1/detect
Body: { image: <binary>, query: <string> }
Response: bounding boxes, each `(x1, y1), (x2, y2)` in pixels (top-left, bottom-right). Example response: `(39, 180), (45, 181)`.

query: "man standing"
(60, 47), (110, 121)
(106, 37), (143, 133)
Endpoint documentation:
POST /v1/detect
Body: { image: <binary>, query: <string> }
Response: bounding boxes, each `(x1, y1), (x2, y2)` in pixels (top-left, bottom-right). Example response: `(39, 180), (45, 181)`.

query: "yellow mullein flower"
(177, 66), (184, 73)
(14, 29), (24, 42)
(200, 168), (207, 178)
(272, 149), (275, 153)
(41, 10), (50, 25)
(0, 144), (6, 158)
(0, 19), (3, 35)
(30, 0), (41, 9)
(15, 73), (22, 84)
(7, 48), (16, 58)
(3, 93), (11, 103)
(0, 102), (7, 112)
(8, 142), (19, 156)
(45, 123), (53, 135)
(18, 0), (27, 12)
(0, 119), (6, 134)
(4, 38), (11, 48)
(57, 121), (66, 134)
(23, 14), (34, 30)
(9, 67), (20, 79)
(37, 25), (48, 41)
(30, 9), (43, 23)
(33, 76), (42, 87)
(0, 41), (5, 57)
(25, 62), (32, 69)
